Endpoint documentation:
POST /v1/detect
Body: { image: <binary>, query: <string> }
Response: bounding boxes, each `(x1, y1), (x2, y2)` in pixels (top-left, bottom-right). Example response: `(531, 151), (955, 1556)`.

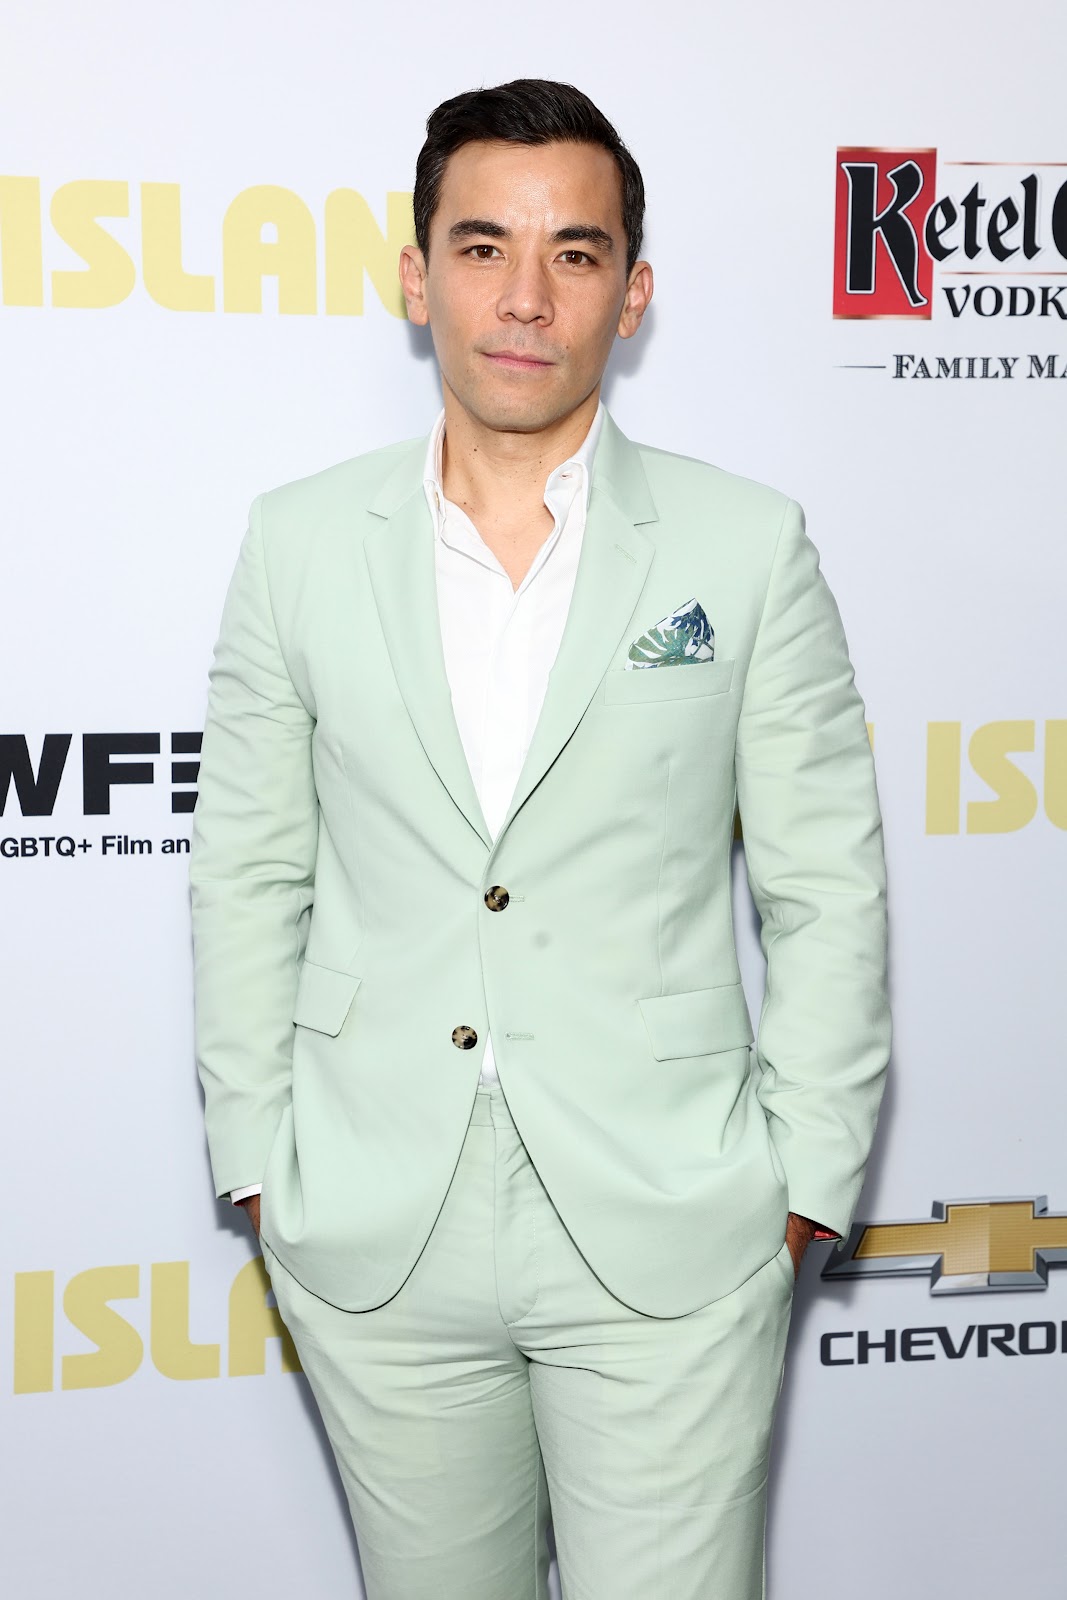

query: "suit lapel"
(364, 446), (494, 850)
(362, 411), (658, 859)
(489, 413), (656, 854)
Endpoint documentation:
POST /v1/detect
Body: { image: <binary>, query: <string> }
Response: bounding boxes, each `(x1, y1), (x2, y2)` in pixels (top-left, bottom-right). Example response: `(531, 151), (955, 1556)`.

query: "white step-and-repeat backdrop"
(2, 3), (1064, 1595)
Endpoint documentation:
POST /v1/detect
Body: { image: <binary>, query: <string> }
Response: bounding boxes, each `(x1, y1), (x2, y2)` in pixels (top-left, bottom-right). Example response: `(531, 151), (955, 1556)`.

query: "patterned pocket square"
(626, 597), (715, 668)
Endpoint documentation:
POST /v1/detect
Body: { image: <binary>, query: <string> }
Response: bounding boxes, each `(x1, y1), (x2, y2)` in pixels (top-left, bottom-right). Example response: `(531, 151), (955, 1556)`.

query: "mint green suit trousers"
(260, 1079), (796, 1600)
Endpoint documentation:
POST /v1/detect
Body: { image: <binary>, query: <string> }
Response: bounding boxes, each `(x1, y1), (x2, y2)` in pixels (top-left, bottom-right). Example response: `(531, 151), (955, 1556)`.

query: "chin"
(463, 385), (578, 436)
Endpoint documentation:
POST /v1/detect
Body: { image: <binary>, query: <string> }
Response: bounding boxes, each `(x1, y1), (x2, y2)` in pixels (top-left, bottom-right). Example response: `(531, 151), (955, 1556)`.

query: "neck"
(439, 386), (600, 522)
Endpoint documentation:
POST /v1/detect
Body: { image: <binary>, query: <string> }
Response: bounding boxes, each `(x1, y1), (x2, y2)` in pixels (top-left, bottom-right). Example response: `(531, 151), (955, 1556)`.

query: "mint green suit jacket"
(190, 410), (890, 1319)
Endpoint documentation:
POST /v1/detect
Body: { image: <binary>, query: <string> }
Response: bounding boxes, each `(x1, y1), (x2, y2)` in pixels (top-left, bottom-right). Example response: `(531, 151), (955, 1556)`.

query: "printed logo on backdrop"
(0, 730), (198, 860)
(0, 178), (413, 316)
(817, 1196), (1067, 1369)
(832, 148), (1067, 380)
(824, 1196), (1067, 1293)
(11, 1258), (298, 1394)
(925, 720), (1066, 834)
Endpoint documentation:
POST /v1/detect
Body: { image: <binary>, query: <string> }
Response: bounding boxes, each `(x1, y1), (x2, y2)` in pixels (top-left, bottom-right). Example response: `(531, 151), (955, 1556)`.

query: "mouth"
(482, 351), (555, 372)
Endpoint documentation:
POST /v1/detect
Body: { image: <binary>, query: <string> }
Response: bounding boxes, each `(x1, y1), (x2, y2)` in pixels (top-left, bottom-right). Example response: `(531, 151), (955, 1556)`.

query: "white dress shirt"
(229, 402), (604, 1202)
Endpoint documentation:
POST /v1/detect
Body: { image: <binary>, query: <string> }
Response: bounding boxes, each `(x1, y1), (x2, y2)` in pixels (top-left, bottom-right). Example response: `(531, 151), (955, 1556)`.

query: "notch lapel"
(488, 412), (657, 858)
(364, 446), (494, 850)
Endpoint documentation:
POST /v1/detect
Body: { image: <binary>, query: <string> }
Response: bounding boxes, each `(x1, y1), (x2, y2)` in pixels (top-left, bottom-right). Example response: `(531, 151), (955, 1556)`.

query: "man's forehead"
(436, 140), (623, 228)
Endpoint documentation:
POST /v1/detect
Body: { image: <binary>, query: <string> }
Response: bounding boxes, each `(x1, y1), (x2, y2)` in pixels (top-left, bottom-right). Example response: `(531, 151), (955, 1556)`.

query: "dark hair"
(414, 79), (645, 273)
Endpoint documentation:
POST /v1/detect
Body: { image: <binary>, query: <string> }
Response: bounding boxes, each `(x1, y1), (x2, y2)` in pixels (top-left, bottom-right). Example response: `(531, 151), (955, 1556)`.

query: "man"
(191, 78), (889, 1600)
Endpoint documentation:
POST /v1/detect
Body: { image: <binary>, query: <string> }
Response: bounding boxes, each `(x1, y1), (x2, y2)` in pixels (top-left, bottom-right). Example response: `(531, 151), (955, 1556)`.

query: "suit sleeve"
(735, 498), (890, 1239)
(189, 495), (318, 1200)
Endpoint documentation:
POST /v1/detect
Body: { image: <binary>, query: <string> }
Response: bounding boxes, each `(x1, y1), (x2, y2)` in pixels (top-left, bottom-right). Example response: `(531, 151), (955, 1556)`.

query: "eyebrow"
(447, 218), (616, 253)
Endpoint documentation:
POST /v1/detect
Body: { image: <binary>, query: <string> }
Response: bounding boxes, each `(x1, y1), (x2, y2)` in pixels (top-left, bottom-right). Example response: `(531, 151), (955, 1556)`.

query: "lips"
(483, 351), (554, 370)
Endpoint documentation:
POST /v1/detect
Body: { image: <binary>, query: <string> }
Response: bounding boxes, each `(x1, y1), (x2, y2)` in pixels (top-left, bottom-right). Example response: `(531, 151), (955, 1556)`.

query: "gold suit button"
(452, 1025), (478, 1049)
(484, 885), (510, 911)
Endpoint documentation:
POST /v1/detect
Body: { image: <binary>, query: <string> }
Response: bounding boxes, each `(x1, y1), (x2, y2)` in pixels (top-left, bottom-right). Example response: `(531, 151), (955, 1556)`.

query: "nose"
(496, 254), (554, 325)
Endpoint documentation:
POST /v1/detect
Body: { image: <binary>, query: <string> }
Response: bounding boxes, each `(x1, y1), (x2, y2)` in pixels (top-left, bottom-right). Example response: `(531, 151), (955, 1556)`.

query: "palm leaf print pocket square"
(626, 598), (715, 668)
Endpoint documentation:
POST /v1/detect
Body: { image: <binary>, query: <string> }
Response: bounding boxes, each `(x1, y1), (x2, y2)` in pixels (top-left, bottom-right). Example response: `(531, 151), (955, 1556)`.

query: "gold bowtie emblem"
(822, 1198), (1067, 1294)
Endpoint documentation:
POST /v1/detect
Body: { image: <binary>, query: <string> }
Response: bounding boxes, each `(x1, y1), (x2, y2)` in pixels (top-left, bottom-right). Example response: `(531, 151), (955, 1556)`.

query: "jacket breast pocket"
(637, 981), (754, 1059)
(603, 658), (735, 706)
(293, 960), (363, 1036)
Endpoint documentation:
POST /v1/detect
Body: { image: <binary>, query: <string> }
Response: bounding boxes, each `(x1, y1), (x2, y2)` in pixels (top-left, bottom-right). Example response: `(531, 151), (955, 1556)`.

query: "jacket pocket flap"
(637, 982), (753, 1060)
(293, 961), (362, 1036)
(604, 658), (735, 705)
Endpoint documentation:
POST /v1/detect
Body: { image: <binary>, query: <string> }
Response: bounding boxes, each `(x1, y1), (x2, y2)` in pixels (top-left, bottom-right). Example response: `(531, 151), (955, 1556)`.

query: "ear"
(399, 244), (430, 325)
(617, 260), (653, 340)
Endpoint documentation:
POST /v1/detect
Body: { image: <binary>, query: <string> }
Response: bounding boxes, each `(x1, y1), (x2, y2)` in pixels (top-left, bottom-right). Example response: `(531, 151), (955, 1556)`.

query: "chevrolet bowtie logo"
(821, 1197), (1067, 1295)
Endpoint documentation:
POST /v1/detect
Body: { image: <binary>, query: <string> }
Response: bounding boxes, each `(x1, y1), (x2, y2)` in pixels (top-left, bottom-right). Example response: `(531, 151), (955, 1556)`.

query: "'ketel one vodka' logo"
(833, 148), (1067, 320)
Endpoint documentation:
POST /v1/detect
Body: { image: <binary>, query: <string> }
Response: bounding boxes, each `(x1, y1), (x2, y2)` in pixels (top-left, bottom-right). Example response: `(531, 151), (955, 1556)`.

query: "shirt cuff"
(229, 1184), (263, 1204)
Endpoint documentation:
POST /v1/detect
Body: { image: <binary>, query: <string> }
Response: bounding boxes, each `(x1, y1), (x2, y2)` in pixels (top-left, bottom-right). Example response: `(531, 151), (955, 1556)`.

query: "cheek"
(561, 296), (624, 362)
(426, 277), (484, 341)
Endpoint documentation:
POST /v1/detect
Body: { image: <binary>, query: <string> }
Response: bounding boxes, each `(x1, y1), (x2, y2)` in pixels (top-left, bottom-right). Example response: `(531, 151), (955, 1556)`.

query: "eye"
(559, 249), (594, 266)
(464, 243), (502, 260)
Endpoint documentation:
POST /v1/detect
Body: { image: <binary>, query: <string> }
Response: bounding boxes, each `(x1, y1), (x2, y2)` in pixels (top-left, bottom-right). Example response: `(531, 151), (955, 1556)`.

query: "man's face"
(401, 139), (652, 434)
